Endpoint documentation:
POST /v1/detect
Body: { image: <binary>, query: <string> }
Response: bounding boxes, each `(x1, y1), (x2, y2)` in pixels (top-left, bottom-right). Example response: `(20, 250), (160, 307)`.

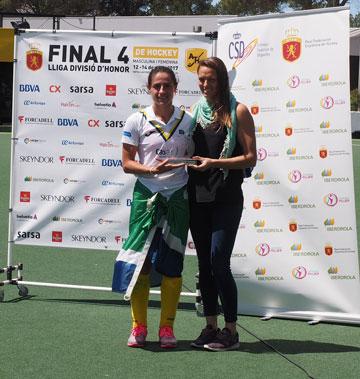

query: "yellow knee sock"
(160, 275), (182, 328)
(130, 273), (150, 328)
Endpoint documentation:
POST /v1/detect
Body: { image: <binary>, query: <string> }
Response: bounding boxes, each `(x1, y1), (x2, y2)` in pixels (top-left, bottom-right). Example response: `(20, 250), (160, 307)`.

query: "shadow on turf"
(128, 339), (360, 353)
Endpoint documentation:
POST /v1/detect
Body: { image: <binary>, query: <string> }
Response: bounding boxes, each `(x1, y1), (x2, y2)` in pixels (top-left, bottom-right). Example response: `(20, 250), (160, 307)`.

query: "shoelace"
(159, 326), (174, 337)
(132, 325), (147, 336)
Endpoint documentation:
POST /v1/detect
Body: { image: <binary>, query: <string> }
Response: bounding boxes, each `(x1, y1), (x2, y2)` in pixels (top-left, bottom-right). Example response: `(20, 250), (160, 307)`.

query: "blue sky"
(350, 0), (360, 15)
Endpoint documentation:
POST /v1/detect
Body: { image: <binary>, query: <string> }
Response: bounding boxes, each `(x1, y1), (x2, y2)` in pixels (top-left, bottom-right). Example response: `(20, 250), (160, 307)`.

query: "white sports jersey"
(122, 105), (193, 196)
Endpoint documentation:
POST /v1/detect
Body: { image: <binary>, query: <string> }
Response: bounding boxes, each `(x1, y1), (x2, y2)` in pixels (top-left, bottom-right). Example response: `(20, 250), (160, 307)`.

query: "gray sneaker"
(190, 325), (220, 348)
(204, 327), (239, 351)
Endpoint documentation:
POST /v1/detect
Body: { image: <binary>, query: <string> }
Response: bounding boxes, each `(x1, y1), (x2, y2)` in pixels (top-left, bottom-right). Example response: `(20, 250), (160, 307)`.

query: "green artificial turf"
(1, 133), (360, 379)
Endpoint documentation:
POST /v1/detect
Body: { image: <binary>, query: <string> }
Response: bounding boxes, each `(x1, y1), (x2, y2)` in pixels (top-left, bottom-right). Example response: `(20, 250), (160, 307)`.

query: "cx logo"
(88, 119), (100, 127)
(49, 85), (61, 93)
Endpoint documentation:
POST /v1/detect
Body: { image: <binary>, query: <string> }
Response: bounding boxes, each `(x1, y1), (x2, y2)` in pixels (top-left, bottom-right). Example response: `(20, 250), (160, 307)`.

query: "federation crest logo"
(285, 126), (293, 136)
(250, 103), (259, 115)
(289, 220), (297, 232)
(185, 48), (207, 73)
(253, 198), (262, 209)
(282, 28), (301, 62)
(324, 244), (333, 256)
(319, 146), (328, 159)
(26, 44), (43, 71)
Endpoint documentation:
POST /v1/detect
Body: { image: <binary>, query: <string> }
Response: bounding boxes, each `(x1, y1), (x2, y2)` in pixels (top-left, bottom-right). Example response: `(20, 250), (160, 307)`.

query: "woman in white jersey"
(112, 66), (193, 349)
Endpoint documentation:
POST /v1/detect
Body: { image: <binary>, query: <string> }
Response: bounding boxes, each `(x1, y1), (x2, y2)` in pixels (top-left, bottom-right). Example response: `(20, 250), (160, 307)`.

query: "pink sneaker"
(159, 326), (177, 348)
(127, 325), (148, 348)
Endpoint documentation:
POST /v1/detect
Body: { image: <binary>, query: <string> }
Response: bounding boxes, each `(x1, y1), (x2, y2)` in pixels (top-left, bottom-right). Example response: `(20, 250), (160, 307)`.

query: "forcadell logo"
(115, 235), (122, 244)
(19, 84), (40, 92)
(292, 266), (307, 279)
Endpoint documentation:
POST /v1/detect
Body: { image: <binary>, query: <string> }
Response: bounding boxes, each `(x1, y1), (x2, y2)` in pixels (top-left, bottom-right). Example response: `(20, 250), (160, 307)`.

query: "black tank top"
(188, 122), (244, 203)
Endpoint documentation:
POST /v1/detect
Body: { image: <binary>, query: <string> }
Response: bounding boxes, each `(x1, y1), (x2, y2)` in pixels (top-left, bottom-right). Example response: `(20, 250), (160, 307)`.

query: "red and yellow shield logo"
(319, 147), (328, 159)
(289, 221), (297, 232)
(26, 47), (43, 71)
(253, 199), (261, 209)
(282, 37), (301, 62)
(251, 104), (259, 115)
(324, 245), (333, 256)
(285, 127), (293, 136)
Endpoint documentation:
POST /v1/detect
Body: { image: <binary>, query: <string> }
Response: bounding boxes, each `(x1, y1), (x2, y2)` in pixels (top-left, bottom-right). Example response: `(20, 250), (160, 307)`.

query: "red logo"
(59, 156), (65, 163)
(325, 245), (333, 256)
(251, 104), (259, 115)
(289, 221), (297, 232)
(20, 191), (30, 203)
(18, 115), (25, 123)
(88, 119), (100, 127)
(49, 85), (61, 93)
(52, 231), (62, 242)
(106, 85), (116, 96)
(253, 199), (261, 209)
(26, 46), (43, 71)
(285, 127), (293, 136)
(282, 37), (301, 62)
(84, 195), (91, 203)
(115, 235), (122, 244)
(319, 147), (328, 159)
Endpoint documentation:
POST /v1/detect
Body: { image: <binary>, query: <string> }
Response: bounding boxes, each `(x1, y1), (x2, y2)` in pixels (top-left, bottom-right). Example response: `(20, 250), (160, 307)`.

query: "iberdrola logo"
(282, 28), (301, 62)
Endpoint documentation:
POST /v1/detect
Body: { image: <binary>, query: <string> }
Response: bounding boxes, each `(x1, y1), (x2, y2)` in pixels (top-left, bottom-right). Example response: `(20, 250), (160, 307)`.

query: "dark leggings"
(190, 200), (243, 323)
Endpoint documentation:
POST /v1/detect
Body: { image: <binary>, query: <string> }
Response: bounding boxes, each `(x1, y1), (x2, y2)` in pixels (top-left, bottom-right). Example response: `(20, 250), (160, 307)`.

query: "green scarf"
(191, 93), (237, 159)
(191, 93), (238, 178)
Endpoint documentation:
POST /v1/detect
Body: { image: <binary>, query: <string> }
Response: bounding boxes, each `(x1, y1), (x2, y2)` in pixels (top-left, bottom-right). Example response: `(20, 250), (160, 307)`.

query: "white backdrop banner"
(217, 7), (360, 316)
(10, 30), (212, 251)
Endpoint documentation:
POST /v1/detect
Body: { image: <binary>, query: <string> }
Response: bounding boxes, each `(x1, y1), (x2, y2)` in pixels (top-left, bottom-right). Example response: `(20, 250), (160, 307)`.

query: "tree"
(217, 0), (284, 16)
(144, 0), (214, 16)
(351, 13), (360, 27)
(286, 0), (348, 10)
